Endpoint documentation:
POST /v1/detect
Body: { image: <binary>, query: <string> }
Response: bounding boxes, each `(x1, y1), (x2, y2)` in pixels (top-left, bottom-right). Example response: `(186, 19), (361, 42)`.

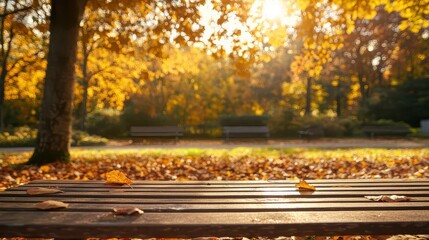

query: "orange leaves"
(295, 179), (316, 191)
(34, 200), (69, 210)
(105, 170), (132, 185)
(1, 148), (429, 190)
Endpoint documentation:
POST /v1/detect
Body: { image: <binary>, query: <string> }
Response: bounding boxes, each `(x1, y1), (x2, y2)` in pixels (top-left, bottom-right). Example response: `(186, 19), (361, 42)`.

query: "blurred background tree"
(0, 0), (427, 163)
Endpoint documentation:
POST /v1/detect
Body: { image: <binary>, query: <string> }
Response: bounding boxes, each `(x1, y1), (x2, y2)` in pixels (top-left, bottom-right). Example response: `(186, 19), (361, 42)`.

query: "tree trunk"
(357, 73), (369, 104)
(336, 81), (341, 118)
(80, 80), (89, 130)
(304, 77), (312, 116)
(0, 63), (6, 131)
(28, 0), (86, 165)
(79, 46), (89, 130)
(0, 16), (14, 131)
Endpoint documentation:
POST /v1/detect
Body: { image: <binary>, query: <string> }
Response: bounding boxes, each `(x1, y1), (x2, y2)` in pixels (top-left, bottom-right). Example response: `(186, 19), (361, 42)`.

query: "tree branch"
(0, 5), (33, 18)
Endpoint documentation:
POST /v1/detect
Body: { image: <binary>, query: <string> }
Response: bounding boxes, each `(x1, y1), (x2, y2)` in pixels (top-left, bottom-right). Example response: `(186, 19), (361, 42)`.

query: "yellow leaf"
(40, 165), (50, 173)
(113, 207), (144, 215)
(27, 187), (64, 195)
(35, 200), (69, 210)
(295, 179), (316, 191)
(365, 195), (411, 202)
(105, 170), (132, 185)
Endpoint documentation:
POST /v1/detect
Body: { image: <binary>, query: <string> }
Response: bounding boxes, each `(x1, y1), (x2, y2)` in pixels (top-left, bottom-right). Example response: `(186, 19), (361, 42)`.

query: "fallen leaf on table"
(295, 179), (316, 191)
(365, 195), (411, 202)
(27, 187), (63, 195)
(105, 170), (132, 185)
(113, 207), (144, 215)
(35, 200), (69, 210)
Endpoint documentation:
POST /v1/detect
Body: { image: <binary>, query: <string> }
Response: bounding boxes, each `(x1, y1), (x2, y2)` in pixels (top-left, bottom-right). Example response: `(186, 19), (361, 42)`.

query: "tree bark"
(79, 44), (89, 130)
(357, 72), (368, 105)
(0, 13), (14, 131)
(0, 54), (7, 130)
(336, 81), (341, 118)
(304, 77), (312, 116)
(28, 0), (86, 165)
(80, 80), (89, 130)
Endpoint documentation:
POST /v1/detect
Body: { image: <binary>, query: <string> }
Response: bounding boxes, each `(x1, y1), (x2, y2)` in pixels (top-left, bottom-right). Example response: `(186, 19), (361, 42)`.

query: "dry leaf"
(27, 187), (63, 195)
(295, 179), (316, 191)
(105, 170), (132, 185)
(365, 195), (412, 202)
(35, 200), (69, 210)
(113, 207), (144, 215)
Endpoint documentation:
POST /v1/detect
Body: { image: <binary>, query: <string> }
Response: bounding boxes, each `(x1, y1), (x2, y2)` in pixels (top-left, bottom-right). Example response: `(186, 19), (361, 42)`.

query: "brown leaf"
(35, 200), (69, 210)
(113, 207), (144, 215)
(27, 187), (63, 195)
(365, 195), (412, 202)
(105, 170), (132, 185)
(295, 179), (316, 191)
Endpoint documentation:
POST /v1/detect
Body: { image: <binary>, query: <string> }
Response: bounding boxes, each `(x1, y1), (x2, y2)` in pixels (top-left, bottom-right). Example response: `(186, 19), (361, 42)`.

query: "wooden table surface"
(0, 179), (428, 238)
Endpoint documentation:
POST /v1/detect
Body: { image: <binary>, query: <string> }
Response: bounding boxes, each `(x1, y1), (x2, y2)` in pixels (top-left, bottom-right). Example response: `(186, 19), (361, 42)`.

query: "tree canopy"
(0, 0), (427, 164)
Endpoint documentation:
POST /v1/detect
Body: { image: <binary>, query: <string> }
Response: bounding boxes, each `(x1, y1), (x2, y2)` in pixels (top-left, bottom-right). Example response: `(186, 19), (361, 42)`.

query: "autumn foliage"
(1, 0), (428, 136)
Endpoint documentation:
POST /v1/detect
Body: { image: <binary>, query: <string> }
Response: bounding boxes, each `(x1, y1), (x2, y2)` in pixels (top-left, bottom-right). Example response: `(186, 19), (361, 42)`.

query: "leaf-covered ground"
(1, 148), (428, 190)
(1, 147), (429, 240)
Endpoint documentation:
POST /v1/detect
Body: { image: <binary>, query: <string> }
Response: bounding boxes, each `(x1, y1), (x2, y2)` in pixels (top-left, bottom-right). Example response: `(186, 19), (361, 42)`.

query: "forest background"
(1, 0), (428, 145)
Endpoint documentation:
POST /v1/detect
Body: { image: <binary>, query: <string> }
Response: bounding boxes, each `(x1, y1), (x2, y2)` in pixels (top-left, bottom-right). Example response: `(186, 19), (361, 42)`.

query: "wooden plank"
(20, 181), (429, 188)
(0, 201), (428, 212)
(130, 126), (183, 132)
(0, 210), (428, 238)
(28, 179), (429, 185)
(131, 133), (183, 136)
(8, 186), (429, 193)
(1, 196), (428, 204)
(2, 190), (429, 198)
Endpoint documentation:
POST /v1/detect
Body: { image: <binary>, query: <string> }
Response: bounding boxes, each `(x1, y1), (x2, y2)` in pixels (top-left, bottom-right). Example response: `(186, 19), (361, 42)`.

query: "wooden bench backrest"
(130, 126), (184, 137)
(361, 125), (411, 133)
(223, 126), (269, 133)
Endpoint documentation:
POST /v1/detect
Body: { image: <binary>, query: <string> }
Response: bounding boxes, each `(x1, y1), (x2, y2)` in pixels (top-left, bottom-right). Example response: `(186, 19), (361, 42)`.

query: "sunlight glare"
(262, 0), (284, 20)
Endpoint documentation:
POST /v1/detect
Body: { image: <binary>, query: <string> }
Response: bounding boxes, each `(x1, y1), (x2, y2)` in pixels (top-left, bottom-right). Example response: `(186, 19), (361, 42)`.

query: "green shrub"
(121, 98), (178, 131)
(0, 126), (37, 147)
(367, 77), (429, 127)
(0, 126), (108, 147)
(86, 109), (124, 138)
(269, 114), (362, 138)
(71, 131), (108, 146)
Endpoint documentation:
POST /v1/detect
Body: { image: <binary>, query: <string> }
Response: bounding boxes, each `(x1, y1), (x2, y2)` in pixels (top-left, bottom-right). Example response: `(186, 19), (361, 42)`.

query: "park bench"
(130, 126), (184, 142)
(223, 126), (270, 141)
(0, 179), (428, 238)
(361, 125), (411, 139)
(298, 125), (324, 139)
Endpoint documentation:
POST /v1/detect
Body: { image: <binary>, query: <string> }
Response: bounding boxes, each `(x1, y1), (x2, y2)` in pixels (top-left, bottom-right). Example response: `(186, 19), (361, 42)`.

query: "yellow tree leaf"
(105, 170), (132, 185)
(295, 179), (316, 191)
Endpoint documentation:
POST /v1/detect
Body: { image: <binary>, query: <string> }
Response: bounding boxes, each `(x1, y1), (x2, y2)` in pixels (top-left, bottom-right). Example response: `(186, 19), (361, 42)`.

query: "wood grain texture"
(0, 179), (428, 238)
